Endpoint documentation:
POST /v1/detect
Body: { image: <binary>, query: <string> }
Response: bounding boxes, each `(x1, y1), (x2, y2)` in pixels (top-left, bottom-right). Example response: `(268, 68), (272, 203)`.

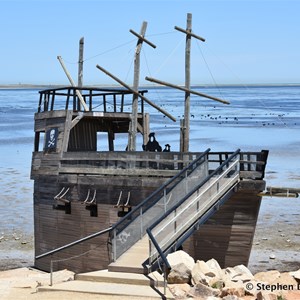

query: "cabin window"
(34, 131), (44, 152)
(96, 132), (109, 151)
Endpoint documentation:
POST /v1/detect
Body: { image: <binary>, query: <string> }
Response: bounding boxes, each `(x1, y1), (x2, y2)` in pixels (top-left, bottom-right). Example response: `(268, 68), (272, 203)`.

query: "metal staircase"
(109, 149), (241, 274)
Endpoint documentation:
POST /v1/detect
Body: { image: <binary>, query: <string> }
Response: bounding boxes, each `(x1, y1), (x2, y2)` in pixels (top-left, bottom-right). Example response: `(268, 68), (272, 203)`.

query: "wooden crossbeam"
(129, 29), (156, 49)
(267, 186), (300, 194)
(96, 64), (176, 122)
(174, 26), (205, 42)
(145, 76), (230, 105)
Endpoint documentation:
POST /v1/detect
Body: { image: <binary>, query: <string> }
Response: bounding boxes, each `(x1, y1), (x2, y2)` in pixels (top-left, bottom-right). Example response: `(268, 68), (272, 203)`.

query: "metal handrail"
(148, 149), (240, 231)
(35, 226), (112, 260)
(111, 148), (211, 235)
(146, 149), (241, 269)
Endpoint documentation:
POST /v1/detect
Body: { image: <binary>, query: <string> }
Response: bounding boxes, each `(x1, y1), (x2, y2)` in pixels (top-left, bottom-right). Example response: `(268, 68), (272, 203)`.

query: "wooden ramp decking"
(108, 235), (149, 274)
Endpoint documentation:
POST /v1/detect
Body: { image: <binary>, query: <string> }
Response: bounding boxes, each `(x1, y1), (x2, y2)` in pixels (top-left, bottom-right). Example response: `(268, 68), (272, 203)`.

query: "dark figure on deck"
(163, 144), (171, 152)
(143, 132), (162, 152)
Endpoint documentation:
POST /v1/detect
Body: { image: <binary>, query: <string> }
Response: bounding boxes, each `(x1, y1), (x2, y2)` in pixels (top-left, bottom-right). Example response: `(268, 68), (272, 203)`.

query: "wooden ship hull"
(31, 86), (268, 273)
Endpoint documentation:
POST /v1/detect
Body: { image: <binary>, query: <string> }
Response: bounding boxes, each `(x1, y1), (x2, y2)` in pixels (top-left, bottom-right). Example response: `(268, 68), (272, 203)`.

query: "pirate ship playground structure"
(32, 15), (269, 283)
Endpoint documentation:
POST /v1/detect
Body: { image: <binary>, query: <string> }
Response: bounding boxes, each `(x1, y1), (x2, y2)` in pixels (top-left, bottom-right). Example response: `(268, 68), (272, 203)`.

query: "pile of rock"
(166, 250), (300, 300)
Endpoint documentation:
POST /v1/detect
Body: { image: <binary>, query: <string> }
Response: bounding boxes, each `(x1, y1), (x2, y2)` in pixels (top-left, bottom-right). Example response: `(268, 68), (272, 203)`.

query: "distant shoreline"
(1, 83), (300, 90)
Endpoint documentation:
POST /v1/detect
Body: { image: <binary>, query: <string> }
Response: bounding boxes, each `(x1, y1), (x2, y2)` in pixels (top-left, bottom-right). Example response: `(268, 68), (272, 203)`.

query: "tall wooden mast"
(183, 13), (192, 152)
(128, 22), (156, 151)
(175, 13), (206, 152)
(78, 37), (84, 87)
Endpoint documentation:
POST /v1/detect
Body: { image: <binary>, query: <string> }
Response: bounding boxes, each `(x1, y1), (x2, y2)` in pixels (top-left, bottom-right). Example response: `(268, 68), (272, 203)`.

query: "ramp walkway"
(109, 149), (241, 273)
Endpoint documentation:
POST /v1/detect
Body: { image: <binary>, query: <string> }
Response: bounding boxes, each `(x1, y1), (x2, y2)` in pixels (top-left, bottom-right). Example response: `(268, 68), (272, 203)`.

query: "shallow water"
(0, 86), (300, 236)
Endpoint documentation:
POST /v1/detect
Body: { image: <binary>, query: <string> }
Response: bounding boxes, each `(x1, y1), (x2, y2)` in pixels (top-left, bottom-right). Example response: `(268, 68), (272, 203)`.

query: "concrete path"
(38, 269), (174, 299)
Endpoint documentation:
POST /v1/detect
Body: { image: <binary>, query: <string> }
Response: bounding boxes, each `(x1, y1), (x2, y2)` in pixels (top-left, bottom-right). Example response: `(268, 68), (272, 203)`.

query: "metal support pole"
(50, 258), (53, 286)
(164, 263), (167, 295)
(113, 230), (117, 262)
(140, 207), (143, 238)
(163, 188), (167, 212)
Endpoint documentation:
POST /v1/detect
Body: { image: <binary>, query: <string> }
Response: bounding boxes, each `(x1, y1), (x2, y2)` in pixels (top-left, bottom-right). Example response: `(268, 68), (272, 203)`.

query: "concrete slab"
(38, 280), (174, 299)
(75, 270), (166, 287)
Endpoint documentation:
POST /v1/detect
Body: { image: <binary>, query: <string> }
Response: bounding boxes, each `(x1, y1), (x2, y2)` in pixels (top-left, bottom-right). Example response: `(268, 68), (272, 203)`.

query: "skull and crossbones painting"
(45, 128), (58, 151)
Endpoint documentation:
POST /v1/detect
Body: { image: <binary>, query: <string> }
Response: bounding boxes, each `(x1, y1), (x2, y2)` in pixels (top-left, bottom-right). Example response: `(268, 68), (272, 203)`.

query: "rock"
(233, 265), (253, 278)
(223, 277), (245, 290)
(269, 253), (276, 259)
(209, 276), (225, 289)
(289, 269), (300, 281)
(168, 263), (192, 284)
(284, 290), (300, 300)
(256, 291), (277, 300)
(254, 270), (281, 284)
(222, 295), (240, 300)
(194, 260), (216, 277)
(225, 267), (240, 280)
(167, 250), (195, 284)
(206, 258), (222, 271)
(232, 273), (253, 283)
(167, 250), (195, 270)
(276, 272), (298, 286)
(191, 261), (209, 285)
(243, 280), (262, 297)
(187, 282), (220, 298)
(168, 283), (191, 298)
(227, 265), (254, 284)
(204, 258), (223, 278)
(220, 286), (245, 298)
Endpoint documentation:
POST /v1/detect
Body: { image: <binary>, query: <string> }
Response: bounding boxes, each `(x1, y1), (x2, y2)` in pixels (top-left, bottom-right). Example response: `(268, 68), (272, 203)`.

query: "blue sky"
(1, 0), (299, 85)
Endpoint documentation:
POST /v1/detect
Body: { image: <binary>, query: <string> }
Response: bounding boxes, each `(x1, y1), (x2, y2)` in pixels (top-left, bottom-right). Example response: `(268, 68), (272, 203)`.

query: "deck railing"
(38, 86), (147, 113)
(31, 151), (202, 178)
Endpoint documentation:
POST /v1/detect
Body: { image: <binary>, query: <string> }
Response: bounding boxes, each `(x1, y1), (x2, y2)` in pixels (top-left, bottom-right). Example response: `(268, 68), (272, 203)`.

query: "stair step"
(38, 280), (174, 299)
(75, 270), (165, 287)
(108, 235), (149, 274)
(108, 262), (146, 274)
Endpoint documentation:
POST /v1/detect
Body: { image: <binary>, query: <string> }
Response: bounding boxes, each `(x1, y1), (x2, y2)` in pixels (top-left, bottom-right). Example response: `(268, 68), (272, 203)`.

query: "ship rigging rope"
(197, 42), (292, 129)
(195, 40), (226, 101)
(153, 36), (185, 76)
(141, 36), (185, 108)
(63, 31), (176, 65)
(49, 231), (110, 264)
